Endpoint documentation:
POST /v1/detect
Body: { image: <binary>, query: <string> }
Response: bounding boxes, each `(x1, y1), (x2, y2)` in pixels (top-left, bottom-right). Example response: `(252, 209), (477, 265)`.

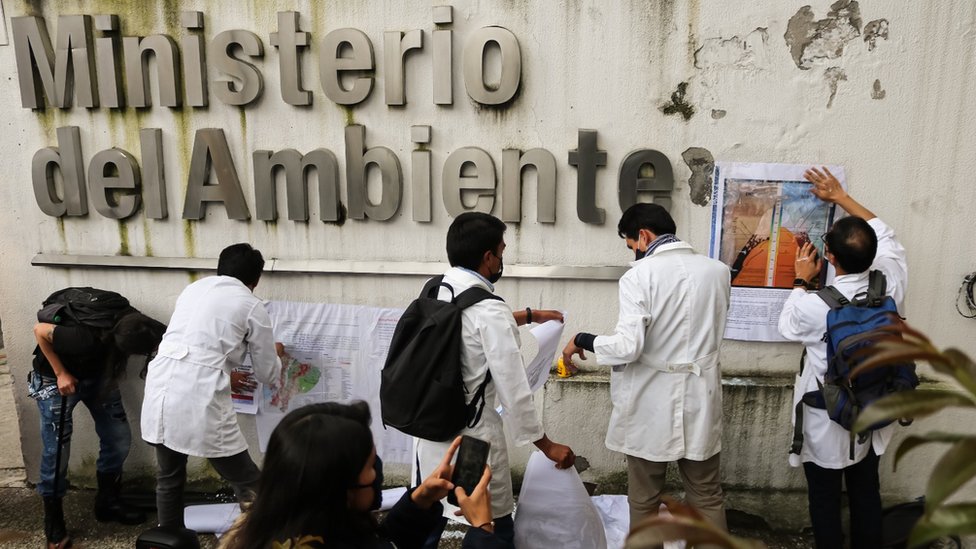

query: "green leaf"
(893, 432), (976, 471)
(849, 348), (946, 381)
(926, 439), (976, 510)
(943, 348), (976, 396)
(907, 502), (976, 548)
(852, 390), (976, 433)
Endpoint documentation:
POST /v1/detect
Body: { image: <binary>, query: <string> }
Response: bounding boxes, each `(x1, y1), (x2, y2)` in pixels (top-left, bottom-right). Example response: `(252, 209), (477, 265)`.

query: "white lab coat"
(593, 242), (731, 462)
(779, 217), (908, 469)
(141, 276), (281, 458)
(414, 267), (544, 519)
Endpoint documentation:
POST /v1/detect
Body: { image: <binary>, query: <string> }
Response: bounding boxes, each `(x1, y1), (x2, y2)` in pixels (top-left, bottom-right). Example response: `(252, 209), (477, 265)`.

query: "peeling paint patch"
(863, 19), (889, 51)
(871, 79), (886, 100)
(711, 109), (727, 119)
(661, 82), (695, 121)
(681, 147), (715, 206)
(824, 67), (847, 108)
(694, 28), (770, 71)
(785, 1), (863, 70)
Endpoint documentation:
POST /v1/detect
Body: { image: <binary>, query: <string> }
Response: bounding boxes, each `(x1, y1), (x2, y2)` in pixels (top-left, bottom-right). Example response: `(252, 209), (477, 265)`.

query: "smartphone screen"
(447, 435), (491, 507)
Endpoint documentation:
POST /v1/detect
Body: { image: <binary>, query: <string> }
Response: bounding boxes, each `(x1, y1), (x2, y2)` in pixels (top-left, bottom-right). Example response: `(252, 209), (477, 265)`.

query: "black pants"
(153, 444), (261, 528)
(802, 448), (882, 549)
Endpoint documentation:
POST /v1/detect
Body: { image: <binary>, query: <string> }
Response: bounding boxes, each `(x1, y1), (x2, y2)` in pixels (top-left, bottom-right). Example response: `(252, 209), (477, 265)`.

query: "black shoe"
(94, 471), (147, 525)
(43, 496), (72, 548)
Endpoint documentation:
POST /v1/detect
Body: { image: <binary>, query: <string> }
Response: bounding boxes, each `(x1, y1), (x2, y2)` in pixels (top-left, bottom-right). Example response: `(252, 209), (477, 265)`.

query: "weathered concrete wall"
(1, 0), (976, 529)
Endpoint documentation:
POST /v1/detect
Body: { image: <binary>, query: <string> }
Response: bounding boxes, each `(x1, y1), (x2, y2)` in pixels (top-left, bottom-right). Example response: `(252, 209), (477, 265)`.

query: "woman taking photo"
(220, 401), (503, 548)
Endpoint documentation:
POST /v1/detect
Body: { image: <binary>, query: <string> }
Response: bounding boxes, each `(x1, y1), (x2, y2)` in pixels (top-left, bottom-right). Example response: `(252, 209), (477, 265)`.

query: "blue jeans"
(35, 374), (131, 498)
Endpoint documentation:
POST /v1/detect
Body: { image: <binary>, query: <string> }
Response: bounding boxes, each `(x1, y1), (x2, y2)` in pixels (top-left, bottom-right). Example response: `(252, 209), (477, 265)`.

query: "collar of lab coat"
(629, 241), (694, 266)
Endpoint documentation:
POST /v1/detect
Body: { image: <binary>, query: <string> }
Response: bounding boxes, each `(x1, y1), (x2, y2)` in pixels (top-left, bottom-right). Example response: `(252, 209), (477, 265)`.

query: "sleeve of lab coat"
(593, 272), (651, 366)
(478, 301), (544, 447)
(246, 301), (282, 387)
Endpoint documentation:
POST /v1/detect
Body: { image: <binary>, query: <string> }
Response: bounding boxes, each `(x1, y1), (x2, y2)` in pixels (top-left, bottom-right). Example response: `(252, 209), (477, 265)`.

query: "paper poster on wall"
(253, 300), (413, 464)
(709, 162), (844, 341)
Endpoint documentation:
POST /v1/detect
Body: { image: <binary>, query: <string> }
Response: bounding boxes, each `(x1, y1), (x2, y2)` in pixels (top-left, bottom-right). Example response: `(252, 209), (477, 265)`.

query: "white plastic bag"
(514, 451), (608, 549)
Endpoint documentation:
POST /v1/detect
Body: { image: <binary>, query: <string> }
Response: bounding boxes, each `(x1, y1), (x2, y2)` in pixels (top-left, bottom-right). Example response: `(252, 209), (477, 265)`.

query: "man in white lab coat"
(563, 203), (731, 530)
(142, 243), (282, 528)
(778, 167), (907, 548)
(413, 212), (575, 548)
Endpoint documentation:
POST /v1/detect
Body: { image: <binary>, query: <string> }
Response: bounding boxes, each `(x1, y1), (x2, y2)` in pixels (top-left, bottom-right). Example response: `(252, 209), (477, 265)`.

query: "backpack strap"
(453, 285), (504, 429)
(421, 275), (452, 300)
(816, 286), (849, 309)
(867, 270), (887, 306)
(466, 370), (494, 429)
(790, 390), (827, 455)
(454, 286), (504, 309)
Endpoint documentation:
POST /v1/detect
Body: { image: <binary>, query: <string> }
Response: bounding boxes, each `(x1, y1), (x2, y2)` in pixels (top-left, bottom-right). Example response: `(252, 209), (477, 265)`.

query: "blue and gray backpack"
(790, 270), (919, 459)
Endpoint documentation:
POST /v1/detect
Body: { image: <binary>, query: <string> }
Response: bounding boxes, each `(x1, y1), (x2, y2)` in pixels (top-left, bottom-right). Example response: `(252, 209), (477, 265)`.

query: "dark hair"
(446, 212), (506, 270)
(224, 401), (376, 549)
(105, 312), (166, 379)
(218, 243), (265, 287)
(824, 216), (877, 274)
(617, 203), (677, 240)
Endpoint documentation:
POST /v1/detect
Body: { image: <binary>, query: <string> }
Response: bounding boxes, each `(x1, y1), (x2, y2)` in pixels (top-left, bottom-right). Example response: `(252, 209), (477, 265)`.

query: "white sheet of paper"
(525, 319), (566, 393)
(184, 503), (240, 535)
(514, 451), (608, 549)
(590, 495), (685, 549)
(183, 488), (408, 535)
(253, 300), (412, 464)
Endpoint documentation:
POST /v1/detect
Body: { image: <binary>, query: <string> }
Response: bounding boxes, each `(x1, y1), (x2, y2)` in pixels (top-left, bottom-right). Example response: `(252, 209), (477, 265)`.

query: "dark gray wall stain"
(661, 82), (695, 120)
(863, 19), (889, 51)
(824, 67), (847, 108)
(871, 79), (886, 100)
(711, 109), (727, 119)
(785, 0), (863, 70)
(681, 147), (715, 206)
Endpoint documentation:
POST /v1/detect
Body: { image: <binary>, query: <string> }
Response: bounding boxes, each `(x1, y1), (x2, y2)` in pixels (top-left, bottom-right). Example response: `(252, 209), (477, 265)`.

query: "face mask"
(369, 455), (384, 511)
(351, 454), (384, 511)
(488, 253), (504, 283)
(633, 236), (646, 261)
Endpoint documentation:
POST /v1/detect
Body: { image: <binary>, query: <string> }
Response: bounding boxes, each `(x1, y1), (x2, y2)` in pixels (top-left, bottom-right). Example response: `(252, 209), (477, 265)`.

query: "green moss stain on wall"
(142, 217), (155, 257)
(183, 220), (196, 258)
(342, 106), (355, 127)
(34, 108), (57, 141)
(172, 110), (193, 195)
(56, 217), (67, 251)
(117, 220), (130, 256)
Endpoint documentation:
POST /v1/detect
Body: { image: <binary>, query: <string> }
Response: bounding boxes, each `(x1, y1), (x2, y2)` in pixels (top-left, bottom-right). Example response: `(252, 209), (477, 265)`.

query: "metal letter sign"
(463, 26), (521, 105)
(183, 129), (251, 220)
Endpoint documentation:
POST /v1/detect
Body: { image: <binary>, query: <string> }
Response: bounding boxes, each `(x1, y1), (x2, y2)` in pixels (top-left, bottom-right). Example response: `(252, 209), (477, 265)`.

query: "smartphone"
(447, 435), (491, 506)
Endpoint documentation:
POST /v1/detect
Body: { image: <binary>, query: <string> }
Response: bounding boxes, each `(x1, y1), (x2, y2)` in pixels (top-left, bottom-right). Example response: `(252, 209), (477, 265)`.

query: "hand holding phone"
(447, 435), (491, 507)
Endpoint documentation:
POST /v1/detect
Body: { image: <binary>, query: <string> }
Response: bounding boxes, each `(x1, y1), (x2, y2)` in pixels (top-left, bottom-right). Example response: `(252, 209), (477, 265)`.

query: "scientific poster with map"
(709, 162), (844, 341)
(253, 300), (413, 464)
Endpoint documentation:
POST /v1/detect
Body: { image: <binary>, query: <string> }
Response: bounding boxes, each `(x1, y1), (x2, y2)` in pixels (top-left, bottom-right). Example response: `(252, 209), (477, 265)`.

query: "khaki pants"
(627, 452), (727, 533)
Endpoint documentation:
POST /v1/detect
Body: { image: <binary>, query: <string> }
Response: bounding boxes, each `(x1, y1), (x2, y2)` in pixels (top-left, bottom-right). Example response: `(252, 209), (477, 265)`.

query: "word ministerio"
(12, 8), (674, 225)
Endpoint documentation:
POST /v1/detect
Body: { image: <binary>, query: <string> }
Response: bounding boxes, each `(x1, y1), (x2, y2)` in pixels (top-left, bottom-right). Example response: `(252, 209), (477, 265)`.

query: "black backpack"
(380, 276), (502, 441)
(790, 271), (919, 458)
(37, 287), (134, 328)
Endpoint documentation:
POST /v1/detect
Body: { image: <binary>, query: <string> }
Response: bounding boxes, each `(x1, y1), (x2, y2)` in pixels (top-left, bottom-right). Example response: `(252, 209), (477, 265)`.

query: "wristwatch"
(793, 278), (812, 290)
